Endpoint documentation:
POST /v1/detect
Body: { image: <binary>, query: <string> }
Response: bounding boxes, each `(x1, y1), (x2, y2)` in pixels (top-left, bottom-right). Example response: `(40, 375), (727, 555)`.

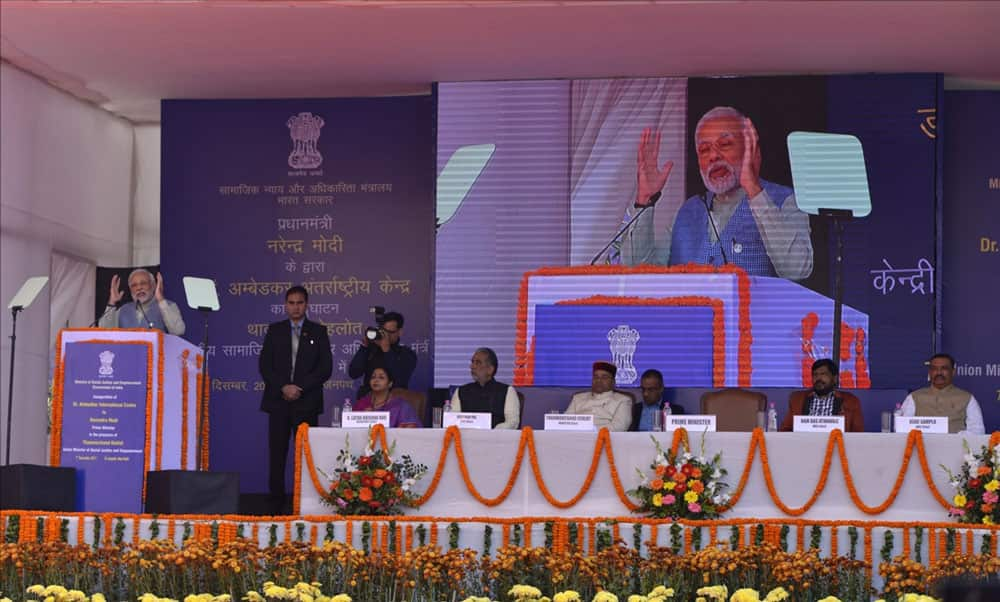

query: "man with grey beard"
(617, 106), (813, 280)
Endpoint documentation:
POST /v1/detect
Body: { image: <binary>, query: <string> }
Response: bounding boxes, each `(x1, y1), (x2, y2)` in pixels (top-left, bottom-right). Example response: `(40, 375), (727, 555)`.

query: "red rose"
(681, 464), (694, 476)
(361, 476), (373, 487)
(358, 456), (371, 467)
(368, 500), (381, 508)
(966, 500), (976, 509)
(969, 479), (981, 489)
(674, 483), (687, 494)
(384, 473), (395, 484)
(340, 473), (351, 481)
(665, 466), (677, 478)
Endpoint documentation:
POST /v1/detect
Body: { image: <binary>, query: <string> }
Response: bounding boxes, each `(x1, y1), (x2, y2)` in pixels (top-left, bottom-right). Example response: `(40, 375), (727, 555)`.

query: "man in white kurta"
(565, 361), (632, 431)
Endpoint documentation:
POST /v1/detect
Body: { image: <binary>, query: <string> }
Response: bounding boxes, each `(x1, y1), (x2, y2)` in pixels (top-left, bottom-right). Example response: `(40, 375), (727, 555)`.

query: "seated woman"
(353, 366), (421, 428)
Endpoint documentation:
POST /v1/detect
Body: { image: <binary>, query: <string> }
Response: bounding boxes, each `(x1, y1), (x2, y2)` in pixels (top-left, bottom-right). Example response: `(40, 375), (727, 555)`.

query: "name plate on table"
(666, 414), (717, 431)
(895, 416), (949, 433)
(442, 412), (492, 430)
(342, 411), (390, 428)
(793, 415), (845, 433)
(544, 414), (596, 431)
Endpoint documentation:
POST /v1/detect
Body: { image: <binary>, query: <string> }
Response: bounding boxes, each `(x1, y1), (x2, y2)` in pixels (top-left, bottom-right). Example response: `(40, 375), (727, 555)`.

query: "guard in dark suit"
(259, 286), (332, 512)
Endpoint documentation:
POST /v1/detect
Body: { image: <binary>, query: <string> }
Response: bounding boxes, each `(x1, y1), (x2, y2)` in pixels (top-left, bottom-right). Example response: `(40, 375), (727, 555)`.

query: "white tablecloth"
(297, 427), (991, 521)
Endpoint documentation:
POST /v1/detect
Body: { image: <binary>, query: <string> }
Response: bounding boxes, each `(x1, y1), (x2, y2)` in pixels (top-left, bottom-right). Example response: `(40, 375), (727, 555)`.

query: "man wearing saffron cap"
(564, 361), (632, 431)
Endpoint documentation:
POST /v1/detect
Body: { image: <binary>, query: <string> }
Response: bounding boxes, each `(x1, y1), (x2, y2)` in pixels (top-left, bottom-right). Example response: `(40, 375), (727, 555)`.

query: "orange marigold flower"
(690, 480), (705, 493)
(655, 465), (667, 476)
(982, 503), (995, 513)
(978, 466), (992, 476)
(650, 478), (664, 490)
(359, 487), (373, 501)
(374, 468), (388, 478)
(691, 467), (702, 478)
(372, 478), (384, 488)
(674, 472), (688, 483)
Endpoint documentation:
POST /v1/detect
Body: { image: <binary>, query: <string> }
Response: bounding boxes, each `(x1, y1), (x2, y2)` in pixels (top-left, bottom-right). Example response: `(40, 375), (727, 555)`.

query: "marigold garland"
(513, 264), (752, 386)
(180, 349), (191, 468)
(298, 425), (993, 518)
(155, 336), (166, 471)
(197, 353), (210, 470)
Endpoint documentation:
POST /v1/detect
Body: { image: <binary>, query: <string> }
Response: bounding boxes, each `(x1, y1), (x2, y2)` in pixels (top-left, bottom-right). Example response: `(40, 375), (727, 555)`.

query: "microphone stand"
(136, 298), (155, 329)
(590, 192), (661, 265)
(699, 193), (730, 265)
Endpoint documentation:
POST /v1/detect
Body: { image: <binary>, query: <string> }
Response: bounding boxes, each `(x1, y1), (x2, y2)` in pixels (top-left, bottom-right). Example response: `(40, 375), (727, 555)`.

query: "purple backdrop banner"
(942, 90), (999, 431)
(161, 97), (435, 492)
(61, 341), (149, 513)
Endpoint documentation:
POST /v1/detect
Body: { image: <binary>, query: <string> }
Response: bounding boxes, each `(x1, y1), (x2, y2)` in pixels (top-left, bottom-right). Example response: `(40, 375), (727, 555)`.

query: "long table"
(296, 427), (991, 522)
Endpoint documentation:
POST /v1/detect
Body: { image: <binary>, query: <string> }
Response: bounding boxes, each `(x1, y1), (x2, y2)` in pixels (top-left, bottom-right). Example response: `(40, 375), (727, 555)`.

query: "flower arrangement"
(628, 436), (729, 519)
(320, 432), (427, 516)
(941, 441), (1000, 525)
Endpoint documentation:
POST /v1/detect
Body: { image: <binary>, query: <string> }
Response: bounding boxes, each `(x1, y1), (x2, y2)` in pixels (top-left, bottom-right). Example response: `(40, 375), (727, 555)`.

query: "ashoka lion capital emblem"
(287, 112), (325, 169)
(98, 350), (115, 378)
(607, 325), (640, 386)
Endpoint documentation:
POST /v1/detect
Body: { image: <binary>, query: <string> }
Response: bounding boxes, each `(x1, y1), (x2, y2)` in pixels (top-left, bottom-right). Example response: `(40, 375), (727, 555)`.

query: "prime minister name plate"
(666, 415), (717, 432)
(442, 412), (492, 430)
(342, 411), (390, 428)
(894, 416), (948, 434)
(544, 414), (596, 431)
(792, 415), (845, 433)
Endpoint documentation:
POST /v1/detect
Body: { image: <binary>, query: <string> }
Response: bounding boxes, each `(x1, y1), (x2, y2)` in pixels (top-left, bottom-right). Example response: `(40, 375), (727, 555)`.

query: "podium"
(49, 329), (204, 513)
(514, 265), (870, 389)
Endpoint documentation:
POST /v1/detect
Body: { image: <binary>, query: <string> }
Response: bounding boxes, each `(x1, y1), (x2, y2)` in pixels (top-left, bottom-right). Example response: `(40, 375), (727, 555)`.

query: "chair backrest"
(699, 388), (767, 432)
(391, 388), (427, 426)
(516, 390), (525, 429)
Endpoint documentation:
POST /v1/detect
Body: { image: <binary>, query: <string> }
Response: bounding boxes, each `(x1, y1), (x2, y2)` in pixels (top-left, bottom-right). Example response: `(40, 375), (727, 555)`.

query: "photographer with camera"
(347, 308), (417, 397)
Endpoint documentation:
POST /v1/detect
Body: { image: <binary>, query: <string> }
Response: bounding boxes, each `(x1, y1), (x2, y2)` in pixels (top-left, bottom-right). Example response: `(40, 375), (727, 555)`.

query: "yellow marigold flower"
(652, 493), (664, 507)
(554, 592), (582, 602)
(627, 597), (648, 602)
(664, 481), (676, 491)
(647, 586), (673, 598)
(27, 586), (47, 596)
(763, 587), (789, 602)
(730, 588), (760, 602)
(592, 592), (619, 602)
(1, 597), (11, 602)
(985, 479), (1000, 491)
(816, 597), (842, 602)
(684, 490), (700, 503)
(953, 494), (967, 507)
(329, 596), (352, 602)
(509, 585), (543, 599)
(92, 595), (108, 602)
(66, 590), (88, 602)
(242, 593), (265, 602)
(983, 516), (994, 525)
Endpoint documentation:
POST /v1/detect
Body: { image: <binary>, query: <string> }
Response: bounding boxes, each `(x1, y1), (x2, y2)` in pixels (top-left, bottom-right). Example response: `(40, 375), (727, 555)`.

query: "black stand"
(4, 306), (22, 465)
(196, 307), (213, 471)
(819, 208), (854, 366)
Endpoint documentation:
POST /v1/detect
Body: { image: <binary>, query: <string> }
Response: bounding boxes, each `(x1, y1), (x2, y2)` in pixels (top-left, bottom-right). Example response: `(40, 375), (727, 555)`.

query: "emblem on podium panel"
(607, 324), (640, 386)
(98, 350), (115, 378)
(287, 112), (325, 169)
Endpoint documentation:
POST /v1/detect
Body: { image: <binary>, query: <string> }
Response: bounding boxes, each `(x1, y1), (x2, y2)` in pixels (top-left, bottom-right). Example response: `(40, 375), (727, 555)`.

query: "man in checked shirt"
(780, 358), (864, 432)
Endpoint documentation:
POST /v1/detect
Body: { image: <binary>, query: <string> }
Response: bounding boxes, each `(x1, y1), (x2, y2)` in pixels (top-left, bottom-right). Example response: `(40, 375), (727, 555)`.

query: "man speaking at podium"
(618, 106), (813, 280)
(99, 268), (186, 335)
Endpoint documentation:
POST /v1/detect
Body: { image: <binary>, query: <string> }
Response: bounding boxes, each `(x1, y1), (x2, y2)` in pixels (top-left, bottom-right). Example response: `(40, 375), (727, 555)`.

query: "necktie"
(290, 324), (301, 378)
